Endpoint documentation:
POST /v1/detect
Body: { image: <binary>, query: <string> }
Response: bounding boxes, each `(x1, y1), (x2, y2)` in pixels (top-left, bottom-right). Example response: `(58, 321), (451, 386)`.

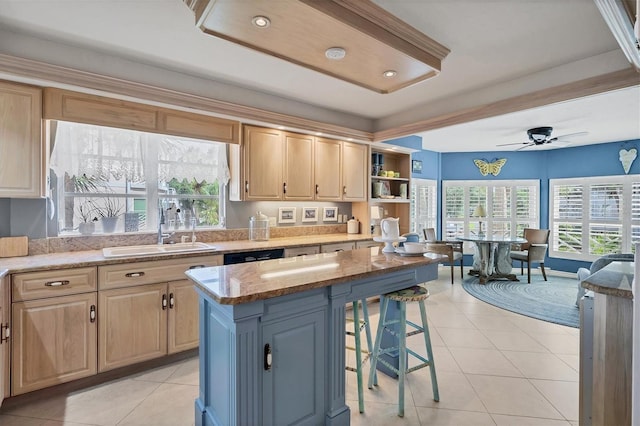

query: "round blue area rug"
(462, 275), (580, 328)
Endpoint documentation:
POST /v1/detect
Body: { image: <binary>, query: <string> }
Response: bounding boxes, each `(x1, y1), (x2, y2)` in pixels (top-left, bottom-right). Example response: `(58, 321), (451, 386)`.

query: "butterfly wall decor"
(473, 158), (507, 176)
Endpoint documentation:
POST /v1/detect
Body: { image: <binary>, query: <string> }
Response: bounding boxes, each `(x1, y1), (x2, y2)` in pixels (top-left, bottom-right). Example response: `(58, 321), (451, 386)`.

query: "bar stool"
(367, 285), (439, 417)
(345, 298), (374, 413)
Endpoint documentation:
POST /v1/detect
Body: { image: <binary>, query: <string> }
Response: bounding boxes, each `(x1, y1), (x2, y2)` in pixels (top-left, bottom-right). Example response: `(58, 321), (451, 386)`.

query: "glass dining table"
(457, 235), (527, 284)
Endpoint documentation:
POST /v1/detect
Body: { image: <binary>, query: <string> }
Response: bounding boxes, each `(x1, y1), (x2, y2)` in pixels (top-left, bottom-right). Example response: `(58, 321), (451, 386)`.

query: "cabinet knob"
(315, 184), (319, 194)
(169, 293), (175, 309)
(245, 181), (249, 193)
(162, 294), (167, 310)
(283, 182), (287, 194)
(343, 185), (347, 195)
(89, 305), (96, 323)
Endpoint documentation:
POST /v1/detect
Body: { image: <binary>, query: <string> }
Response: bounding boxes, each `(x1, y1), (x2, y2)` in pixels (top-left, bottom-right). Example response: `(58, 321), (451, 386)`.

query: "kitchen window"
(549, 175), (639, 260)
(442, 180), (539, 246)
(49, 121), (228, 235)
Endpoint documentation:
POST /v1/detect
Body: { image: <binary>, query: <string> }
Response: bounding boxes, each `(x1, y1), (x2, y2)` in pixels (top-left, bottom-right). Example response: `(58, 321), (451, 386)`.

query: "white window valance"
(50, 122), (229, 184)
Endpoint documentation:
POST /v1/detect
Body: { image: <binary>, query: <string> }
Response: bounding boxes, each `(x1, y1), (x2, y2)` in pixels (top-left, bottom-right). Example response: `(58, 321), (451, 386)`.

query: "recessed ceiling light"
(251, 16), (271, 28)
(347, 138), (353, 141)
(315, 132), (323, 136)
(382, 70), (397, 78)
(276, 126), (285, 130)
(325, 47), (346, 60)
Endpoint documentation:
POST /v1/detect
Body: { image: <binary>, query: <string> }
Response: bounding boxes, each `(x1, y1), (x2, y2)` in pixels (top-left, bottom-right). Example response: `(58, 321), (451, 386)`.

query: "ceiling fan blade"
(496, 141), (528, 146)
(553, 131), (588, 141)
(515, 143), (535, 151)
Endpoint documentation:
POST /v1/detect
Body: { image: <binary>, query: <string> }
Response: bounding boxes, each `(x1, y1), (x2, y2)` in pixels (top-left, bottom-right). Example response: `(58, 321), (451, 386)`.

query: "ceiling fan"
(497, 126), (588, 151)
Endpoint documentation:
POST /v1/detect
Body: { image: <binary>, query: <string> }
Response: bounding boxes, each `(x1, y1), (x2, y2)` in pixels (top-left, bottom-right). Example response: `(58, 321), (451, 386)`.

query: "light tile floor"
(0, 267), (580, 425)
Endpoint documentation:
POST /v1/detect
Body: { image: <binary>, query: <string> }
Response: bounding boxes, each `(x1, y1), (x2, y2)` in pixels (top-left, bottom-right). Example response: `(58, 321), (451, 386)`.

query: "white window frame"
(442, 180), (540, 247)
(409, 178), (437, 235)
(549, 175), (639, 261)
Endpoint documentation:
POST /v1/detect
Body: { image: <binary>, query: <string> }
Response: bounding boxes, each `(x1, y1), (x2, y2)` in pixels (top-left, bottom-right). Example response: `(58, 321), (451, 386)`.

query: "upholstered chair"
(575, 253), (634, 306)
(509, 228), (550, 283)
(423, 228), (463, 284)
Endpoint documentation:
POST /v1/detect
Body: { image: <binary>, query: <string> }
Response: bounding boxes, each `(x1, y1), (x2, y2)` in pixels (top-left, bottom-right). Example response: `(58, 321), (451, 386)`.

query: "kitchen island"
(185, 247), (443, 426)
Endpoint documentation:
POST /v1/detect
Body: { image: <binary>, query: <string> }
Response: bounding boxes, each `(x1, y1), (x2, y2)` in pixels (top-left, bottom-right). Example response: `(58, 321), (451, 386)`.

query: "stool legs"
(368, 296), (438, 417)
(347, 299), (373, 413)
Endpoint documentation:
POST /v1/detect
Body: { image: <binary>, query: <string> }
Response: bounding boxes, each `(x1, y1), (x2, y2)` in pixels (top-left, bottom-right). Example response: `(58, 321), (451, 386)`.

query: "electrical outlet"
(268, 217), (276, 227)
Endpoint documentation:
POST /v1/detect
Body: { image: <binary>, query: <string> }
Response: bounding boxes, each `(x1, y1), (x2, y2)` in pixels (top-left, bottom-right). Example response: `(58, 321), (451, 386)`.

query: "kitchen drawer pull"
(0, 323), (10, 344)
(245, 181), (249, 193)
(343, 185), (347, 195)
(169, 293), (175, 309)
(315, 184), (319, 194)
(188, 265), (206, 269)
(283, 182), (287, 194)
(162, 294), (167, 310)
(125, 272), (145, 278)
(264, 343), (272, 371)
(90, 305), (96, 323)
(44, 280), (70, 287)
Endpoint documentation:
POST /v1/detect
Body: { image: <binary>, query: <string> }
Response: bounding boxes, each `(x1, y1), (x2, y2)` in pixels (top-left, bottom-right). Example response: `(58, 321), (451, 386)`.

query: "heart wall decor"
(619, 148), (637, 174)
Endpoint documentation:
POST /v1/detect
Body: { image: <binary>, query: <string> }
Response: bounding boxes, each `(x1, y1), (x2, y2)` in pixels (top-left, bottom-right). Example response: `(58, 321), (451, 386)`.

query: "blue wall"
(386, 136), (640, 273)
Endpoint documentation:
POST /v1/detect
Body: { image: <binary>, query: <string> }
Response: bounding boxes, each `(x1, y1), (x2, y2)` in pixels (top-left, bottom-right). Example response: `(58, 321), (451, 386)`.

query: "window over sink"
(49, 121), (228, 235)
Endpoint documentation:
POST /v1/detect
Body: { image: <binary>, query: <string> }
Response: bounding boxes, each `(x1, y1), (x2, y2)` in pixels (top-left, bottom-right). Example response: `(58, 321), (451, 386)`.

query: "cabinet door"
(283, 133), (314, 200)
(98, 283), (167, 372)
(244, 126), (283, 200)
(262, 309), (326, 426)
(342, 141), (367, 201)
(314, 138), (342, 200)
(167, 280), (199, 354)
(0, 276), (8, 405)
(0, 81), (43, 198)
(11, 292), (97, 395)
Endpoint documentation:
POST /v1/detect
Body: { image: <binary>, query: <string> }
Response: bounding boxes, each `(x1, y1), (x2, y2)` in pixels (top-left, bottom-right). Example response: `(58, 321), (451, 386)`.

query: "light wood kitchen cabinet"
(98, 283), (167, 372)
(283, 132), (314, 200)
(12, 292), (97, 395)
(0, 275), (9, 406)
(43, 88), (240, 144)
(10, 267), (98, 396)
(314, 137), (342, 200)
(0, 80), (44, 198)
(98, 255), (221, 371)
(243, 126), (284, 200)
(342, 141), (368, 201)
(167, 279), (199, 354)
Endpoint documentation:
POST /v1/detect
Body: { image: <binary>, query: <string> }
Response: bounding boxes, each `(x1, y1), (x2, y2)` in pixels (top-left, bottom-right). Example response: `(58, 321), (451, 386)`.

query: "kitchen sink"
(102, 242), (215, 258)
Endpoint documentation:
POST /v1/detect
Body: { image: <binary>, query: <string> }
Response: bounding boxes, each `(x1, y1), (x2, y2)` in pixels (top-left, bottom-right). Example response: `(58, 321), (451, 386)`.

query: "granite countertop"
(581, 261), (634, 299)
(186, 247), (445, 305)
(0, 234), (375, 274)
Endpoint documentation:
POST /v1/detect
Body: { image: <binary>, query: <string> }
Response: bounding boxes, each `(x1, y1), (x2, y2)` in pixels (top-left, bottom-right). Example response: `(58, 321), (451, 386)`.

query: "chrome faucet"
(157, 205), (174, 245)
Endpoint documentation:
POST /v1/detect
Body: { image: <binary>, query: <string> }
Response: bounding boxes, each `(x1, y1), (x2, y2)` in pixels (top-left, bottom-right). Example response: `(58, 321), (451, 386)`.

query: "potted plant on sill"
(76, 202), (98, 235)
(94, 198), (124, 233)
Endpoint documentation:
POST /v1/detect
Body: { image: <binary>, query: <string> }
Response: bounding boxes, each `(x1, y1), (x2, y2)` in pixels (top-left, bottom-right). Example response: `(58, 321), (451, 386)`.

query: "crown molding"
(373, 67), (640, 142)
(0, 53), (374, 142)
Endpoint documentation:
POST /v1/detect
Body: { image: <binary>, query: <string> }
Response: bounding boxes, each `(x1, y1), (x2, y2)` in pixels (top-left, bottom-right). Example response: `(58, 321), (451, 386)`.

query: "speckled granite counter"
(581, 261), (634, 299)
(0, 234), (375, 274)
(187, 247), (444, 304)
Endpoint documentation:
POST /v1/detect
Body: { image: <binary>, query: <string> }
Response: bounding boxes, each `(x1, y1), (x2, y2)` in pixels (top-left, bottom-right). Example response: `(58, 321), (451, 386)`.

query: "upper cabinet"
(0, 81), (44, 198)
(231, 125), (367, 202)
(43, 88), (240, 144)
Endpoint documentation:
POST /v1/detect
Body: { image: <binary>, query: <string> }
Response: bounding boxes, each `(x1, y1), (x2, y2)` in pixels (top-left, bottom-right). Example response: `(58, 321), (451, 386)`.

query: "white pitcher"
(380, 217), (400, 240)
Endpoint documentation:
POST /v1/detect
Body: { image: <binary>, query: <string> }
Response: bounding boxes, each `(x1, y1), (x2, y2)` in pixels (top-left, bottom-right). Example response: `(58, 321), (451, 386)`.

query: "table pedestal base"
(468, 269), (519, 285)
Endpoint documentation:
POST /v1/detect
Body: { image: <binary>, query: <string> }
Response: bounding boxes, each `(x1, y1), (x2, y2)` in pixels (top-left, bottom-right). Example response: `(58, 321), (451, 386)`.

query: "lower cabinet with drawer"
(11, 267), (98, 395)
(98, 255), (221, 371)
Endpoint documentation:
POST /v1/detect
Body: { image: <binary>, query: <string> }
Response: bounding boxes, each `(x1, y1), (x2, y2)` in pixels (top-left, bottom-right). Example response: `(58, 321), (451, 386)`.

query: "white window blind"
(550, 175), (639, 260)
(442, 180), (539, 248)
(410, 178), (437, 234)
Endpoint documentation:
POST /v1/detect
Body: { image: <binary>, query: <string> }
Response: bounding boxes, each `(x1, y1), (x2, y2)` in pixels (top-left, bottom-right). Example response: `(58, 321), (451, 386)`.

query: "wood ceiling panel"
(187, 0), (449, 94)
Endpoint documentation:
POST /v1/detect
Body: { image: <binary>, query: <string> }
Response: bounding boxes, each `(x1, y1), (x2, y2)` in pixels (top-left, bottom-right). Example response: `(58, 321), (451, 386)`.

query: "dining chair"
(423, 228), (463, 284)
(509, 228), (550, 283)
